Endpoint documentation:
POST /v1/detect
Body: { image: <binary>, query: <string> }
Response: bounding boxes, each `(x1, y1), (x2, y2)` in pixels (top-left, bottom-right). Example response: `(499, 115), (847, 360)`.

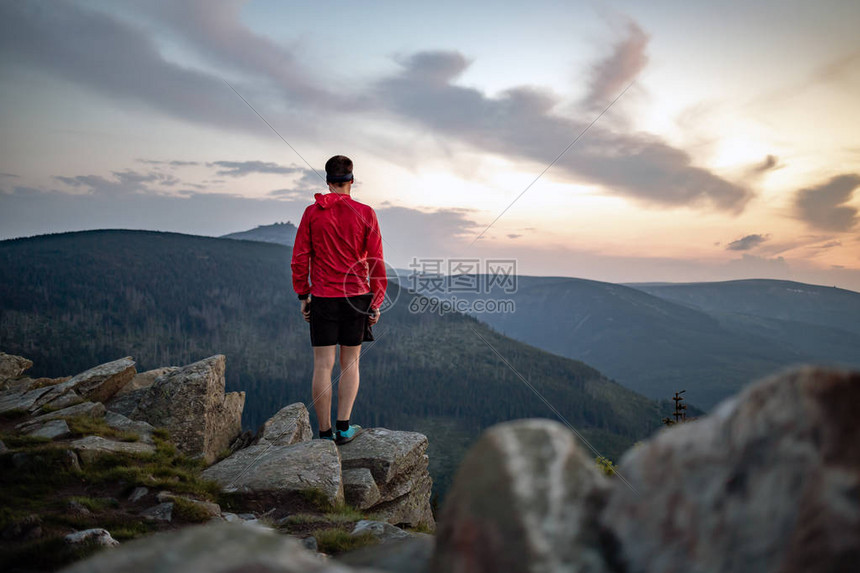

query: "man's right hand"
(301, 299), (311, 323)
(368, 307), (380, 326)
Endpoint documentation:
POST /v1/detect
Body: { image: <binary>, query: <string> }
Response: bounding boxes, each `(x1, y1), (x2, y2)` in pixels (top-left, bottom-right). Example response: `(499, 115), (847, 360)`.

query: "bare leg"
(312, 345), (337, 431)
(337, 345), (362, 421)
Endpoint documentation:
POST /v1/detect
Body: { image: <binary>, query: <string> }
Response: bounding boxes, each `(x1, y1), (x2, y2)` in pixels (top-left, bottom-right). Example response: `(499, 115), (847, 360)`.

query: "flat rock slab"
(58, 522), (382, 573)
(17, 401), (105, 431)
(0, 385), (54, 414)
(26, 419), (71, 440)
(202, 440), (344, 510)
(352, 520), (410, 542)
(105, 410), (155, 444)
(115, 367), (178, 397)
(339, 428), (428, 485)
(431, 419), (611, 573)
(65, 357), (137, 403)
(69, 435), (156, 464)
(257, 402), (312, 446)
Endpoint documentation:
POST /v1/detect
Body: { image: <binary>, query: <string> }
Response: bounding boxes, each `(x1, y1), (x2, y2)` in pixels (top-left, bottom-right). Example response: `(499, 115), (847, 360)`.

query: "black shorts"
(309, 293), (373, 347)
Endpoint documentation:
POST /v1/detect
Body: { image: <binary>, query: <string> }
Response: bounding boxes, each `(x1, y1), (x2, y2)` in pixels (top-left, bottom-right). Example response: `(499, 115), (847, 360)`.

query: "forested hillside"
(0, 230), (673, 496)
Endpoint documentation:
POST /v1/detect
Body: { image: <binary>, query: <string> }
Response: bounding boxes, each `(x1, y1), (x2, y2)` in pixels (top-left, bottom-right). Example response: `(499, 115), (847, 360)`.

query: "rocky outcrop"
(129, 355), (244, 464)
(256, 402), (312, 446)
(202, 440), (344, 510)
(431, 419), (610, 573)
(340, 428), (435, 529)
(601, 366), (860, 573)
(69, 435), (156, 463)
(17, 401), (106, 433)
(0, 352), (33, 382)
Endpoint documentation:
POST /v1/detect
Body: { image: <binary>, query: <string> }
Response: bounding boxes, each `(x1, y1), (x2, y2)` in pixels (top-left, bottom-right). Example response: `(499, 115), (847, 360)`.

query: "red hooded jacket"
(291, 192), (387, 310)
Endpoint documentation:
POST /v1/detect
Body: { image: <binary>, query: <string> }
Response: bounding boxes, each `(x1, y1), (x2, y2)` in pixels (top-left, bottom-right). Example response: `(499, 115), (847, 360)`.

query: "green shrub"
(312, 528), (378, 554)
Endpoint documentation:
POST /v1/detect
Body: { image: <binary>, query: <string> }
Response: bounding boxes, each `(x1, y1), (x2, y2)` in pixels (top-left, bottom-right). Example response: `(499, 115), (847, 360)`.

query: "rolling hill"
(220, 221), (297, 246)
(0, 230), (673, 497)
(409, 275), (860, 409)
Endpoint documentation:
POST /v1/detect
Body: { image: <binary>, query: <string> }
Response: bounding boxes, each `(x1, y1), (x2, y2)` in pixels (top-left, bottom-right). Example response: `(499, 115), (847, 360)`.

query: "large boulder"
(69, 435), (156, 464)
(0, 385), (55, 414)
(59, 522), (383, 573)
(63, 357), (137, 403)
(202, 440), (344, 511)
(257, 402), (312, 446)
(340, 428), (435, 529)
(431, 419), (611, 573)
(601, 366), (860, 573)
(130, 355), (244, 464)
(17, 401), (105, 432)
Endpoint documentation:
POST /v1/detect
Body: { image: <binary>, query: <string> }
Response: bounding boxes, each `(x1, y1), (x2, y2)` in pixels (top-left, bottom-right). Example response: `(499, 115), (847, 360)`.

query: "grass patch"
(172, 496), (212, 523)
(312, 527), (378, 554)
(66, 496), (118, 512)
(279, 513), (328, 526)
(407, 523), (434, 534)
(595, 455), (616, 476)
(66, 416), (139, 442)
(0, 433), (51, 448)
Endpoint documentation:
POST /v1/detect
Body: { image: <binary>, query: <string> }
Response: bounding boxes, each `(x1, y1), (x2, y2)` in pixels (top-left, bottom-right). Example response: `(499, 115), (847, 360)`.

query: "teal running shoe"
(335, 425), (362, 445)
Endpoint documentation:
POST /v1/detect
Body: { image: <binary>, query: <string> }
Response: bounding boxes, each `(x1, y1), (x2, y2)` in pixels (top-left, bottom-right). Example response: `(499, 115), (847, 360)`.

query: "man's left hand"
(301, 299), (311, 323)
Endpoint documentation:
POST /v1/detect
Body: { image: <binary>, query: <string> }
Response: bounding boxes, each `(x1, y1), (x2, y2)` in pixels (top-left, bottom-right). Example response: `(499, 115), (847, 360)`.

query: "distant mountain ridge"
(409, 274), (860, 409)
(220, 221), (297, 246)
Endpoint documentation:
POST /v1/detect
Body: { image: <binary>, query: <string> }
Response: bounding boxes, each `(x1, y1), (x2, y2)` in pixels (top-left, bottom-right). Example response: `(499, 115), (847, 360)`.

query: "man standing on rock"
(291, 155), (387, 445)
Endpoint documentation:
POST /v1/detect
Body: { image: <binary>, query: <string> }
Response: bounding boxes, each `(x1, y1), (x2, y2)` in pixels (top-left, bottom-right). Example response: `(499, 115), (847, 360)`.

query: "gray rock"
(352, 520), (410, 543)
(0, 385), (54, 414)
(115, 367), (177, 397)
(141, 502), (173, 522)
(302, 535), (318, 552)
(2, 514), (42, 541)
(339, 428), (434, 529)
(237, 513), (258, 521)
(65, 357), (137, 403)
(340, 428), (428, 485)
(339, 536), (435, 573)
(26, 418), (70, 440)
(58, 522), (382, 573)
(32, 388), (84, 414)
(130, 355), (244, 464)
(221, 512), (240, 523)
(17, 401), (105, 431)
(431, 419), (611, 573)
(61, 449), (82, 472)
(343, 468), (382, 510)
(67, 500), (91, 515)
(128, 487), (149, 503)
(0, 352), (33, 381)
(257, 402), (313, 446)
(202, 440), (344, 511)
(601, 366), (860, 573)
(104, 410), (155, 443)
(65, 528), (119, 548)
(105, 387), (149, 418)
(69, 435), (156, 464)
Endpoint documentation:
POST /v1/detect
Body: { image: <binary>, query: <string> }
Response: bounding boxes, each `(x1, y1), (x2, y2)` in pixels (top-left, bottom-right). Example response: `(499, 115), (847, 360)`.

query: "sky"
(2, 0), (860, 290)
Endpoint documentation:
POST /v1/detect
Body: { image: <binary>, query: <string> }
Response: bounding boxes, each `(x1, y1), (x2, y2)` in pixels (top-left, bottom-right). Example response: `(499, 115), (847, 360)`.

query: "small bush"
(172, 496), (212, 523)
(595, 455), (616, 476)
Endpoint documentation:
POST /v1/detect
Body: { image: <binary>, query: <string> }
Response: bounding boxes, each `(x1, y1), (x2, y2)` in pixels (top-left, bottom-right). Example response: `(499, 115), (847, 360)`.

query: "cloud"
(137, 159), (200, 167)
(507, 233), (522, 240)
(746, 154), (782, 176)
(53, 169), (187, 196)
(377, 50), (751, 212)
(0, 172), (19, 179)
(207, 161), (315, 178)
(726, 233), (769, 251)
(0, 2), (312, 133)
(268, 188), (305, 200)
(795, 174), (860, 232)
(583, 19), (649, 109)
